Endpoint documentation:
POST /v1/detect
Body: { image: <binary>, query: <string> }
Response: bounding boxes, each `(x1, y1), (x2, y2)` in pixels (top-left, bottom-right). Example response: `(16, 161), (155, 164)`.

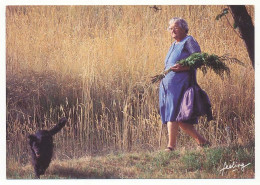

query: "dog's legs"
(34, 165), (41, 179)
(35, 171), (40, 179)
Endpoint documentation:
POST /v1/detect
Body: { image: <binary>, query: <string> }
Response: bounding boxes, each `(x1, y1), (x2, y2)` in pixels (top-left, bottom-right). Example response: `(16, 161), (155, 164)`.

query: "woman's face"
(168, 22), (186, 42)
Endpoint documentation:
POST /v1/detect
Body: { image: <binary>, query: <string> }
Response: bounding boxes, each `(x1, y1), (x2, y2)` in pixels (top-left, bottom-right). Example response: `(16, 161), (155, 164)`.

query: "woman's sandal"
(165, 147), (174, 152)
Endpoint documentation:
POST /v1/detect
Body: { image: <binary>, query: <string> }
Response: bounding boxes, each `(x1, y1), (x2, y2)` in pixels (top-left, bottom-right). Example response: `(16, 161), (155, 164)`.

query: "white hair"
(169, 17), (189, 33)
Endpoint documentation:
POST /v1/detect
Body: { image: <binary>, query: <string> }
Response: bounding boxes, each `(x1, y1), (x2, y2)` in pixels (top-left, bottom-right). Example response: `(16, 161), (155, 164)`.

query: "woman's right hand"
(171, 64), (190, 72)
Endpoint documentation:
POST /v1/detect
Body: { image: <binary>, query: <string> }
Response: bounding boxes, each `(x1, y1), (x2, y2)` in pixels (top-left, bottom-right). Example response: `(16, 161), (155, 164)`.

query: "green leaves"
(178, 52), (244, 79)
(216, 8), (229, 20)
(151, 52), (244, 83)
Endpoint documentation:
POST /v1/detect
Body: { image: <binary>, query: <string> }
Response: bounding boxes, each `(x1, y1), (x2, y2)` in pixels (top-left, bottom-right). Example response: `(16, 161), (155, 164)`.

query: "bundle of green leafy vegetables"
(151, 52), (243, 84)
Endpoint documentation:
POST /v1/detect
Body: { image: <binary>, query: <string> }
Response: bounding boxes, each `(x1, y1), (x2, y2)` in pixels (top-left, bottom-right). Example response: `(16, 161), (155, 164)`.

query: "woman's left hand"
(171, 64), (190, 72)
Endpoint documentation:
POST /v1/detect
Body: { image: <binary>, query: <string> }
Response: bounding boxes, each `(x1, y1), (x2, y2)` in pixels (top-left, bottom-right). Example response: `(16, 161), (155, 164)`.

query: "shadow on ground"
(49, 165), (119, 179)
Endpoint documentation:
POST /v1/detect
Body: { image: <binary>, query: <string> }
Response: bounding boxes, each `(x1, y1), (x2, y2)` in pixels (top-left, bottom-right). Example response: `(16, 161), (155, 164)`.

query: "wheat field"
(6, 5), (254, 165)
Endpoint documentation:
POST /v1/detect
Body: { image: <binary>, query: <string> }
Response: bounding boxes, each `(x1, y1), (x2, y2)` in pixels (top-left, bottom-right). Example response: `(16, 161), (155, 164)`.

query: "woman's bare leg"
(178, 122), (208, 145)
(167, 121), (179, 149)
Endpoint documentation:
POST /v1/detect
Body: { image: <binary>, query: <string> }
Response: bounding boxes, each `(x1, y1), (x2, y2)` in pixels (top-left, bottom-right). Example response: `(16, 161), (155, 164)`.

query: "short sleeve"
(185, 36), (201, 54)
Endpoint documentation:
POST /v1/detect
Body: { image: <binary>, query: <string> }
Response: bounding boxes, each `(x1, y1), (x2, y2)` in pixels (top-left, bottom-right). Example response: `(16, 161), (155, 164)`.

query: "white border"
(1, 1), (259, 185)
(1, 0), (258, 5)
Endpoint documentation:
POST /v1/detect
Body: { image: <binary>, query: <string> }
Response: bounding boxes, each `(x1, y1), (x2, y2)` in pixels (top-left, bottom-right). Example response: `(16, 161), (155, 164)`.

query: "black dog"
(28, 117), (67, 178)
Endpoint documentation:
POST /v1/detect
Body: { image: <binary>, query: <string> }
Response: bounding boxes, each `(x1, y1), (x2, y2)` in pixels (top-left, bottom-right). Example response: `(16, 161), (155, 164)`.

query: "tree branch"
(224, 14), (242, 39)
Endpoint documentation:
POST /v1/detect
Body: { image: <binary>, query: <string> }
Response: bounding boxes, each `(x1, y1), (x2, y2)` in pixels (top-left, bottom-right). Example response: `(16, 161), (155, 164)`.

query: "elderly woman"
(159, 17), (210, 151)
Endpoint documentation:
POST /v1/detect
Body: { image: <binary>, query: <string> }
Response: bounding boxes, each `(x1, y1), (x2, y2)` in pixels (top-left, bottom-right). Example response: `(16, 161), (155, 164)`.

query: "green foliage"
(152, 151), (179, 168)
(215, 8), (229, 20)
(178, 52), (243, 79)
(181, 152), (202, 171)
(232, 142), (255, 166)
(203, 148), (224, 172)
(151, 52), (243, 83)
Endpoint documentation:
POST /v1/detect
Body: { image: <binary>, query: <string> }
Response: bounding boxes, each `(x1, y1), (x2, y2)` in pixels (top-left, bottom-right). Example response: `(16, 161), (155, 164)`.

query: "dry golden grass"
(6, 5), (254, 166)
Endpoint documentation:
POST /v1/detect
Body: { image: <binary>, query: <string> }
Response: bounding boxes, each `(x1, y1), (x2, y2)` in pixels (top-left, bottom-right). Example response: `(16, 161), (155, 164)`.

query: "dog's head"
(28, 134), (41, 158)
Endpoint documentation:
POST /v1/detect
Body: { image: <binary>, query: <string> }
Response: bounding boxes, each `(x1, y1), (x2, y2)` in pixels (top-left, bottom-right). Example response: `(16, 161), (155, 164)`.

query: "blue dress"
(159, 35), (201, 124)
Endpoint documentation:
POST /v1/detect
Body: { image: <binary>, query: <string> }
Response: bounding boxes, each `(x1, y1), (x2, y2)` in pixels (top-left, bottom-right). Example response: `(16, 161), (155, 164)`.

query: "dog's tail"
(49, 117), (67, 136)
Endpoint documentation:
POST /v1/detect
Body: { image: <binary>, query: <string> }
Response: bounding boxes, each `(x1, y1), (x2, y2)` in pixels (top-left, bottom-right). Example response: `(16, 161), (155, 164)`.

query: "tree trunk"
(229, 5), (254, 68)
